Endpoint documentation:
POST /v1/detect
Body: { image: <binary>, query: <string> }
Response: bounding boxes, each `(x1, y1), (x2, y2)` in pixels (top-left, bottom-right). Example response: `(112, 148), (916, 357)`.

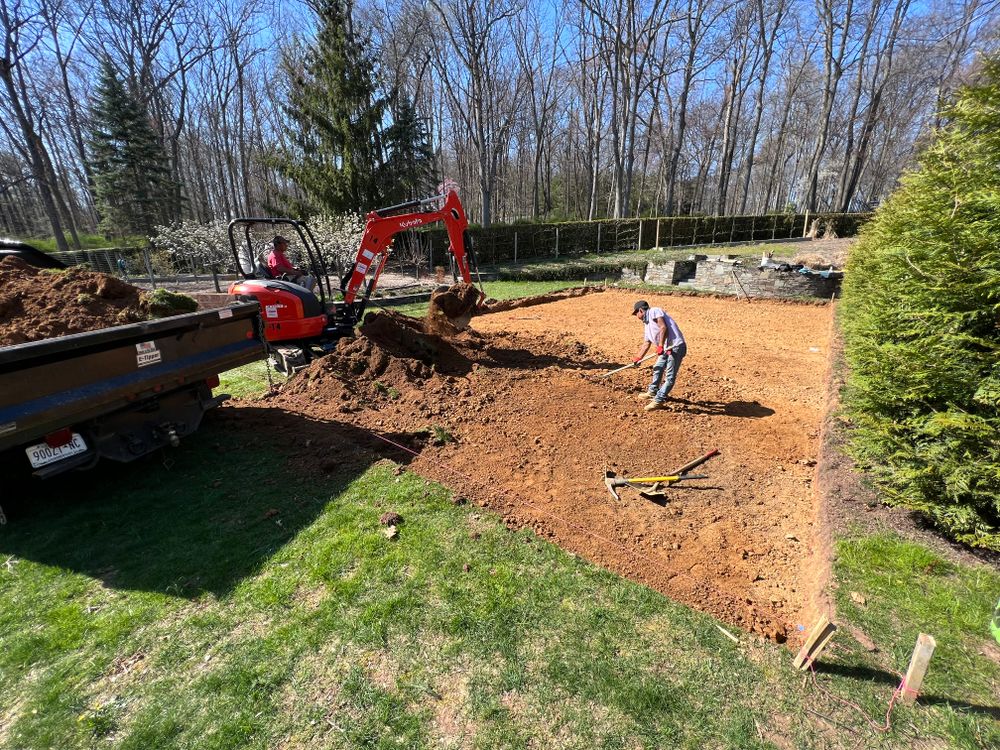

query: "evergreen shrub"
(840, 59), (1000, 550)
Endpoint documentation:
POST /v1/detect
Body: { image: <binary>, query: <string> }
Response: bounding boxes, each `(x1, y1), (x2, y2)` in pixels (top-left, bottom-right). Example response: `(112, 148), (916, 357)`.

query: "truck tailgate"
(0, 303), (262, 452)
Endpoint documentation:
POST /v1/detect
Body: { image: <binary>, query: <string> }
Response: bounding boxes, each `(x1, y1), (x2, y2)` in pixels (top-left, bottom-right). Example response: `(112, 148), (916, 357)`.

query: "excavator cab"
(227, 218), (348, 372)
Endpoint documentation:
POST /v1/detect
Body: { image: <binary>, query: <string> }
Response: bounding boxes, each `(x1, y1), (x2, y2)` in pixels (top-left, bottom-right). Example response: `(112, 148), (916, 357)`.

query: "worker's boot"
(644, 400), (665, 412)
(636, 391), (655, 402)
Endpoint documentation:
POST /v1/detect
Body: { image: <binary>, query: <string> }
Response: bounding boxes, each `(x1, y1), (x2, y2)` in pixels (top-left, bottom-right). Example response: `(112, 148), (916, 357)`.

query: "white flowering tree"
(150, 220), (233, 273)
(308, 212), (365, 276)
(151, 214), (366, 279)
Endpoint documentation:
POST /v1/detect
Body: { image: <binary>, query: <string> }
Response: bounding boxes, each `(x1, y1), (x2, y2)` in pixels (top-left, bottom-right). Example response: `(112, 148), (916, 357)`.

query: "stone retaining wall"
(637, 259), (841, 299)
(645, 260), (696, 285)
(691, 262), (841, 299)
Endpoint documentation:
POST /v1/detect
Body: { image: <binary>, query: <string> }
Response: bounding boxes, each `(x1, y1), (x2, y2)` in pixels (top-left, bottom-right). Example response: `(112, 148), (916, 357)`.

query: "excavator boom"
(341, 190), (479, 304)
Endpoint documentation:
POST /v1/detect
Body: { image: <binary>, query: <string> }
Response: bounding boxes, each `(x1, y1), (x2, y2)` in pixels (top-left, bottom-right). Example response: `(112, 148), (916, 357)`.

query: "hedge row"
(840, 59), (1000, 551)
(426, 211), (870, 266)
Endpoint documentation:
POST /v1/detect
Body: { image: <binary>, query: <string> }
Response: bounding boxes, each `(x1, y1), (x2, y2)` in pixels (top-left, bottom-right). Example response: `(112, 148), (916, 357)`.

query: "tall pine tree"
(380, 93), (437, 204)
(276, 1), (435, 213)
(88, 59), (176, 236)
(277, 1), (385, 213)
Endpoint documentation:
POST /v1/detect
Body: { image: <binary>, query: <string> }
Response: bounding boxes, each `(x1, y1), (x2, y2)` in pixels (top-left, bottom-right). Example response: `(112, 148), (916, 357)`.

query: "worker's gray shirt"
(644, 308), (685, 349)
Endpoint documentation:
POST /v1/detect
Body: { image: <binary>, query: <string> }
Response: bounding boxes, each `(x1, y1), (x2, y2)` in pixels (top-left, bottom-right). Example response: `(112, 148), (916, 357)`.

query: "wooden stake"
(715, 624), (740, 643)
(793, 615), (837, 670)
(900, 633), (936, 704)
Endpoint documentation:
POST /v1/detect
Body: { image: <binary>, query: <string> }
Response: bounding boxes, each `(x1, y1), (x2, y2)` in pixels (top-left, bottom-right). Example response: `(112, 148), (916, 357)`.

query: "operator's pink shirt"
(267, 246), (295, 276)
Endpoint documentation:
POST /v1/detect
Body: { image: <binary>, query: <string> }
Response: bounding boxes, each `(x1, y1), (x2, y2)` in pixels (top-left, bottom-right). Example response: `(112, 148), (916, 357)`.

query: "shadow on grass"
(815, 661), (1000, 719)
(0, 405), (420, 598)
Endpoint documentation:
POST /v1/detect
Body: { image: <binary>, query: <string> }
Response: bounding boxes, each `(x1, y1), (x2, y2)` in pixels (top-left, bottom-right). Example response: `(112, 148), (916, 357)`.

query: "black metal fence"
(46, 211), (871, 283)
(423, 211), (870, 267)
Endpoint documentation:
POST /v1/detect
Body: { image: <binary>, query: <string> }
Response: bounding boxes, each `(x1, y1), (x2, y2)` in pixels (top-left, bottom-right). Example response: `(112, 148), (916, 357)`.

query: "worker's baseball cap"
(632, 300), (649, 315)
(273, 234), (288, 245)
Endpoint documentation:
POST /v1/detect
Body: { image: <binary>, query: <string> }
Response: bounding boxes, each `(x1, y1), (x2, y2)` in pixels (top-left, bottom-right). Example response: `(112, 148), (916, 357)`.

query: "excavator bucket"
(425, 282), (482, 333)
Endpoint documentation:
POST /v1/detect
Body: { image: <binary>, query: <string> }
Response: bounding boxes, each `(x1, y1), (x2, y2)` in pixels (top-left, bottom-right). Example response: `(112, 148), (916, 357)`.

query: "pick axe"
(603, 448), (721, 501)
(603, 471), (709, 500)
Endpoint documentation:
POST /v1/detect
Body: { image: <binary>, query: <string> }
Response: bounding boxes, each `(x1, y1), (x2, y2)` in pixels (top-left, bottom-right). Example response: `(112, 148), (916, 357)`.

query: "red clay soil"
(258, 288), (834, 643)
(0, 257), (148, 346)
(425, 283), (482, 333)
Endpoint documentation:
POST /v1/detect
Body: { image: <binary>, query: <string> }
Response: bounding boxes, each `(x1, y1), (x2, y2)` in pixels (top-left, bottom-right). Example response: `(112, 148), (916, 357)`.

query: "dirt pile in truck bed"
(0, 257), (195, 346)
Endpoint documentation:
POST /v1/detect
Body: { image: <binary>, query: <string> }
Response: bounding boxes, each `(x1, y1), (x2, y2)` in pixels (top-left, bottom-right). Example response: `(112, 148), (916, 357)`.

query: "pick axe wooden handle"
(669, 448), (720, 477)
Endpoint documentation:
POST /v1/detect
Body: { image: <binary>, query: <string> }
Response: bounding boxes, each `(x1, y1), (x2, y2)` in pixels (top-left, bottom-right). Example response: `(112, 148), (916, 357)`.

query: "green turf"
(19, 234), (148, 252)
(218, 360), (276, 400)
(832, 533), (1000, 744)
(0, 417), (996, 749)
(378, 279), (588, 319)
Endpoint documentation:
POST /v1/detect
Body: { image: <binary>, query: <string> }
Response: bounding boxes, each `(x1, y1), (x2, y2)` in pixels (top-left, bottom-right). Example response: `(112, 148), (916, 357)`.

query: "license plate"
(26, 433), (88, 469)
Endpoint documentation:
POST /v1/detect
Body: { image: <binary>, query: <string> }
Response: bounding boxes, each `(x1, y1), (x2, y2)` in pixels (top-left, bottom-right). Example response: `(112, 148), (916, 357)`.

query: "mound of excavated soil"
(284, 309), (596, 408)
(254, 291), (834, 644)
(482, 285), (604, 313)
(0, 257), (195, 346)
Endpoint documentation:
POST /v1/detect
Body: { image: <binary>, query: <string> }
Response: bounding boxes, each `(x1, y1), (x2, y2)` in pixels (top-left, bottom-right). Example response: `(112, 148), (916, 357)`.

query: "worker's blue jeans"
(648, 343), (686, 402)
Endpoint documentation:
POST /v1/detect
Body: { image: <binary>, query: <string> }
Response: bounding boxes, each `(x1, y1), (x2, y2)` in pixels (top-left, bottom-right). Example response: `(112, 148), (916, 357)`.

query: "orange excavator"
(227, 191), (483, 373)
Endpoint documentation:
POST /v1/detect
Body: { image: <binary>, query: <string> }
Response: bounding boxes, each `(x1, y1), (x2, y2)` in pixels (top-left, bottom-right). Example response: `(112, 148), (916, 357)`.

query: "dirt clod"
(379, 512), (403, 526)
(426, 282), (481, 333)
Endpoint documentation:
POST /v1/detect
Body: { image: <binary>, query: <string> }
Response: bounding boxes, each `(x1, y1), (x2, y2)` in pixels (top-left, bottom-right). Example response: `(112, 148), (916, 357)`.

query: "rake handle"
(621, 474), (709, 485)
(599, 352), (658, 378)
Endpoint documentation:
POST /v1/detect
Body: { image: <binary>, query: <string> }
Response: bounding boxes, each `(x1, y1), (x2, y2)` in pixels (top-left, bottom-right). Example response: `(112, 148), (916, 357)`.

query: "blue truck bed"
(0, 302), (263, 478)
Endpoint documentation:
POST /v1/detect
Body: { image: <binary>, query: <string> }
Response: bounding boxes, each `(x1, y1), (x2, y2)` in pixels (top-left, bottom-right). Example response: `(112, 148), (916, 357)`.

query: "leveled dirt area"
(258, 288), (833, 643)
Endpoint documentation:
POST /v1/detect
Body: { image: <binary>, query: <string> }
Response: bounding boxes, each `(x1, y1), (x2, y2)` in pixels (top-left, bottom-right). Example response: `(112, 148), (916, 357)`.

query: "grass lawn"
(19, 234), (148, 253)
(374, 279), (588, 320)
(1, 419), (996, 749)
(219, 359), (277, 400)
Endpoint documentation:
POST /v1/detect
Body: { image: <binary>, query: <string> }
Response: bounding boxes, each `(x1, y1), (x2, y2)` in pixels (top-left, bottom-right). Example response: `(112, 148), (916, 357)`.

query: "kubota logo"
(399, 218), (422, 228)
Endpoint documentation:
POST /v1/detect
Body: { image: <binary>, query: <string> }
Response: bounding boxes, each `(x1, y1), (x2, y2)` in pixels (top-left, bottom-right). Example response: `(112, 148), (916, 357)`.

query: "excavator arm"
(342, 190), (480, 305)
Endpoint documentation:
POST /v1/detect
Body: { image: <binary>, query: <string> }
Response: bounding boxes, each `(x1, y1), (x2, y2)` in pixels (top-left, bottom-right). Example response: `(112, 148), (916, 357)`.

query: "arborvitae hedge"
(841, 59), (1000, 550)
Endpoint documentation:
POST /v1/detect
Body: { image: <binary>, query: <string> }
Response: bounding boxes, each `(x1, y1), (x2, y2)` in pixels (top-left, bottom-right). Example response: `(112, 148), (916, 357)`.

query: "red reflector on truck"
(205, 375), (220, 389)
(45, 428), (73, 448)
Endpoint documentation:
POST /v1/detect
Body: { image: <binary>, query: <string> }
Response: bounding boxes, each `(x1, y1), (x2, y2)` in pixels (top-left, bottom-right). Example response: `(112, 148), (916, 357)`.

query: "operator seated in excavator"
(262, 234), (316, 291)
(227, 189), (485, 373)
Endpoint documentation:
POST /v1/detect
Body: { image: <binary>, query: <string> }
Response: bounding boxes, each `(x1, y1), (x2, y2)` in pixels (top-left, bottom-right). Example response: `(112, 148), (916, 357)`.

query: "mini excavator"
(228, 191), (484, 373)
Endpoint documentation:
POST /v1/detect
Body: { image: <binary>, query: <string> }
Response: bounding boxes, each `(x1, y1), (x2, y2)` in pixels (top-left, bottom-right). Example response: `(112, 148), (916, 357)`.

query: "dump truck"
(0, 302), (264, 479)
